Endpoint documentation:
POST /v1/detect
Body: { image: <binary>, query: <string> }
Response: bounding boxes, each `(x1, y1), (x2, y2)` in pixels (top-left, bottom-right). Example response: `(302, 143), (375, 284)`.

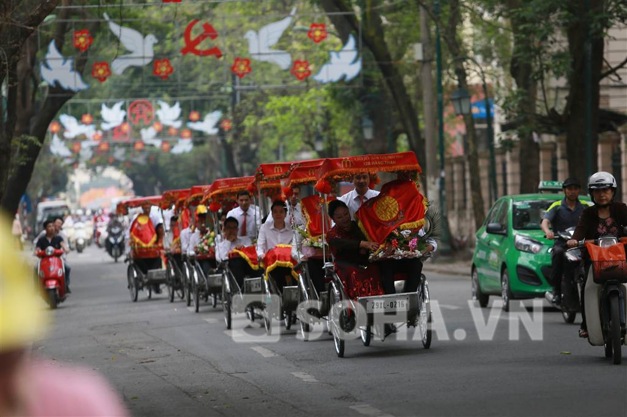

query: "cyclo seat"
(333, 261), (384, 299)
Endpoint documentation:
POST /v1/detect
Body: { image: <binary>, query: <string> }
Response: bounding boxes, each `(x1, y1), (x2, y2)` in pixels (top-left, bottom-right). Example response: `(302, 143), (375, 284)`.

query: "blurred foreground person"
(0, 216), (130, 417)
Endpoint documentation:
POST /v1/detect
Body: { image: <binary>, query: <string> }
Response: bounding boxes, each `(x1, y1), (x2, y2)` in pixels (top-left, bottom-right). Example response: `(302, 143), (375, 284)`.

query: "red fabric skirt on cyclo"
(334, 261), (384, 299)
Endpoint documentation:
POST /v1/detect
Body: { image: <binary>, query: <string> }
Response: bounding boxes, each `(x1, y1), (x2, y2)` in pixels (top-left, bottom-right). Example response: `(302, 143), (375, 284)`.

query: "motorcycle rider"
(566, 171), (627, 338)
(34, 217), (71, 293)
(541, 178), (588, 305)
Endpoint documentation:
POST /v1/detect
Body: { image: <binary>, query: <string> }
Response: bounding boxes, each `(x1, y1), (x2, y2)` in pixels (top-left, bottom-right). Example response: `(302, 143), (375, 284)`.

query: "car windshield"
(512, 200), (556, 230)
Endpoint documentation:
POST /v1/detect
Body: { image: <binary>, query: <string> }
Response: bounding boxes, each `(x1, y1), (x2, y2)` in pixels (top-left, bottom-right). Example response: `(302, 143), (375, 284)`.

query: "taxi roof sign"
(538, 180), (563, 193)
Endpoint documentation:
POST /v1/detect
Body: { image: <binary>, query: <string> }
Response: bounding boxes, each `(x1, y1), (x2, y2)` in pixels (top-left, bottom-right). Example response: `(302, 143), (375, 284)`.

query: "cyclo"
(314, 152), (434, 357)
(283, 158), (336, 339)
(160, 188), (191, 303)
(118, 196), (167, 302)
(184, 185), (222, 313)
(253, 162), (304, 333)
(204, 176), (263, 330)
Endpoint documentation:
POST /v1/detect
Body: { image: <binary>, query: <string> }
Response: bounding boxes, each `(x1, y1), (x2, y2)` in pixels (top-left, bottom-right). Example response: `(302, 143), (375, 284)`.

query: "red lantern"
(49, 121), (61, 134)
(307, 23), (328, 43)
(291, 60), (311, 81)
(189, 111), (200, 122)
(282, 186), (293, 199)
(209, 202), (221, 212)
(161, 141), (171, 153)
(315, 178), (332, 194)
(153, 121), (163, 132)
(134, 141), (145, 151)
(153, 58), (174, 80)
(167, 127), (178, 136)
(220, 119), (232, 132)
(73, 29), (93, 52)
(231, 57), (252, 79)
(92, 62), (111, 83)
(81, 114), (93, 125)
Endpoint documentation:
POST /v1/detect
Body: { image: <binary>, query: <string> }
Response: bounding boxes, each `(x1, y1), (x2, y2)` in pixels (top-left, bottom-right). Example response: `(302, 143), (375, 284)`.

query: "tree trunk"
(442, 0), (485, 230)
(564, 0), (604, 182)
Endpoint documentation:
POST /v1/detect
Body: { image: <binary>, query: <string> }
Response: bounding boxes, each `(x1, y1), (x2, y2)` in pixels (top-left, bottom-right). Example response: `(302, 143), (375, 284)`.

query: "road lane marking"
(203, 318), (217, 324)
(350, 404), (394, 417)
(291, 371), (318, 383)
(438, 304), (461, 310)
(250, 346), (277, 357)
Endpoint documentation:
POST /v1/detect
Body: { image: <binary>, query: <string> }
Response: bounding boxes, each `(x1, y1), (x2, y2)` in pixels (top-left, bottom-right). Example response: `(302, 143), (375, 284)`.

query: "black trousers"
(378, 258), (423, 295)
(305, 258), (326, 294)
(228, 258), (261, 288)
(551, 240), (573, 295)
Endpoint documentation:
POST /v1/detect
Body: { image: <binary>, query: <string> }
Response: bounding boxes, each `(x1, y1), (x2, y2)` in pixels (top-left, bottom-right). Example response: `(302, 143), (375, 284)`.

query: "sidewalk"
(422, 252), (472, 277)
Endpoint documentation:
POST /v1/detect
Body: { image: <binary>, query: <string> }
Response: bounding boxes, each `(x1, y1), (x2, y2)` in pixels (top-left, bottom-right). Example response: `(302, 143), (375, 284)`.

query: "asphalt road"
(35, 246), (627, 417)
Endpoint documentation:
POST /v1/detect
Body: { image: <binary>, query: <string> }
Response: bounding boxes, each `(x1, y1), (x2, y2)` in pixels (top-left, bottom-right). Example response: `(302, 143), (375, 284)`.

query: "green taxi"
(471, 188), (590, 311)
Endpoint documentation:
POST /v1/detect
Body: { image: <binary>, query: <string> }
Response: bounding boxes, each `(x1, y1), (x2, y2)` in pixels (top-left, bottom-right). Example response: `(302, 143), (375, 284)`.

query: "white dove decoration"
(244, 7), (296, 70)
(100, 102), (126, 131)
(59, 114), (96, 139)
(40, 41), (89, 92)
(171, 139), (194, 154)
(313, 34), (362, 83)
(104, 13), (158, 75)
(140, 126), (162, 148)
(156, 101), (182, 128)
(187, 110), (222, 135)
(49, 134), (72, 157)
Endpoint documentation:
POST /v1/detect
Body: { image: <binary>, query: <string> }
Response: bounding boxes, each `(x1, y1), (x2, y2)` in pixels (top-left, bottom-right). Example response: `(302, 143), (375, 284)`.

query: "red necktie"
(358, 195), (366, 207)
(240, 211), (247, 236)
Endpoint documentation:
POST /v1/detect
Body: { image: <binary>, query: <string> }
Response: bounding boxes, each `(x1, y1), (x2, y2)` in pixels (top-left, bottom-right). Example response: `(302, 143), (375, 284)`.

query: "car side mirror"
(486, 222), (506, 235)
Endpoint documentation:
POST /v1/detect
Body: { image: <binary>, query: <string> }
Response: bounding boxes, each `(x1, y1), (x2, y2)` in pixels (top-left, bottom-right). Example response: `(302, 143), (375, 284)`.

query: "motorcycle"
(36, 246), (67, 309)
(581, 235), (627, 365)
(73, 221), (88, 253)
(546, 227), (584, 323)
(105, 222), (125, 262)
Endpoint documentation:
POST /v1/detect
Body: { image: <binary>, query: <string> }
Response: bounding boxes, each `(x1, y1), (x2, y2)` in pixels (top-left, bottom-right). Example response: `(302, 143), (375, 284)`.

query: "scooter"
(36, 246), (67, 309)
(581, 236), (627, 365)
(105, 222), (125, 262)
(546, 228), (584, 323)
(73, 222), (88, 253)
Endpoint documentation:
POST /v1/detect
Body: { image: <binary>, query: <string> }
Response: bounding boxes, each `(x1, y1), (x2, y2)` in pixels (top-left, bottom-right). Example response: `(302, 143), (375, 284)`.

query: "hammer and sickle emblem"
(181, 19), (223, 58)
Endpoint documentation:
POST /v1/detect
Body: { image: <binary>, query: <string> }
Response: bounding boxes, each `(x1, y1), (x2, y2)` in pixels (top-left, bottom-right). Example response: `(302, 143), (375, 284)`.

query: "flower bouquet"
(195, 231), (216, 258)
(296, 226), (327, 259)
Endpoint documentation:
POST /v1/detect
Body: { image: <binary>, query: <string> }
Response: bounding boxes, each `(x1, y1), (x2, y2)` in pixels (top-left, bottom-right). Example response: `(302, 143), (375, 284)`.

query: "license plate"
(366, 297), (409, 313)
(245, 278), (262, 293)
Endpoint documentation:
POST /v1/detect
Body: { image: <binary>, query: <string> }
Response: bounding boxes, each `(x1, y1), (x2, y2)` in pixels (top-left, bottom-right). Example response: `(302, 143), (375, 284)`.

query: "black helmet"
(562, 177), (581, 188)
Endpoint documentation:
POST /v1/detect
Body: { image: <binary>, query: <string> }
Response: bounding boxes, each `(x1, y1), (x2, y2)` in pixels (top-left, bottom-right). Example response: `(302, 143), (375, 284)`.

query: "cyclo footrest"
(282, 285), (299, 311)
(146, 268), (168, 284)
(207, 273), (223, 288)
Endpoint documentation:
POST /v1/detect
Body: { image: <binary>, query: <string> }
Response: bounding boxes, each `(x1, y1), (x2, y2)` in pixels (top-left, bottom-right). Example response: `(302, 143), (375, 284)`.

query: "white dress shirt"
(287, 202), (304, 227)
(338, 188), (380, 220)
(256, 221), (293, 259)
(180, 227), (193, 254)
(216, 236), (252, 262)
(226, 205), (261, 238)
(187, 229), (206, 255)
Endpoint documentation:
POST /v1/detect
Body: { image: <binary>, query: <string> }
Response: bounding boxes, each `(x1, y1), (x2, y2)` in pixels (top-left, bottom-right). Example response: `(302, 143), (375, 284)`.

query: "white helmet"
(588, 171), (617, 205)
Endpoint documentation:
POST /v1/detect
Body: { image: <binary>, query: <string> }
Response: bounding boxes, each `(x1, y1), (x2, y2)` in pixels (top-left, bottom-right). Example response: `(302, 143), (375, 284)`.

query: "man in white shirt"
(226, 191), (261, 239)
(216, 217), (258, 287)
(338, 172), (380, 220)
(257, 200), (294, 293)
(287, 185), (304, 227)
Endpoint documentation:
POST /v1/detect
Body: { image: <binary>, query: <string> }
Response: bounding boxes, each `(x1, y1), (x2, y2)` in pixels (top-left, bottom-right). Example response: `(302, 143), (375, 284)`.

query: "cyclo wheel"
(329, 281), (345, 358)
(222, 283), (232, 330)
(127, 264), (138, 302)
(418, 276), (432, 349)
(166, 261), (175, 303)
(185, 263), (192, 307)
(609, 292), (622, 365)
(193, 275), (200, 313)
(360, 325), (371, 347)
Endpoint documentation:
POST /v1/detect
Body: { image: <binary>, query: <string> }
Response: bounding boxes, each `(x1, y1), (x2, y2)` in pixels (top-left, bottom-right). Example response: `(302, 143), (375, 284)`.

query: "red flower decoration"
(307, 23), (328, 43)
(391, 239), (399, 248)
(73, 29), (93, 52)
(98, 142), (110, 152)
(231, 57), (252, 79)
(153, 121), (163, 132)
(153, 58), (174, 80)
(315, 178), (332, 194)
(49, 121), (61, 134)
(92, 62), (111, 82)
(291, 60), (311, 81)
(181, 129), (192, 139)
(92, 131), (103, 141)
(209, 202), (221, 212)
(134, 141), (145, 151)
(220, 119), (232, 132)
(81, 114), (93, 125)
(167, 127), (178, 136)
(189, 111), (200, 122)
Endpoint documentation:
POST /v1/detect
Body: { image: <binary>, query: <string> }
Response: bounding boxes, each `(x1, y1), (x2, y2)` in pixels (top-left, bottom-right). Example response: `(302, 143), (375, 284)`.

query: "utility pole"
(419, 5), (438, 202)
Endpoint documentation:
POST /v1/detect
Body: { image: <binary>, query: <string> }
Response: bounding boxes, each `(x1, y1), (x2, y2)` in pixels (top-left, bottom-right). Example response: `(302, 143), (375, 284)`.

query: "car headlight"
(514, 234), (543, 254)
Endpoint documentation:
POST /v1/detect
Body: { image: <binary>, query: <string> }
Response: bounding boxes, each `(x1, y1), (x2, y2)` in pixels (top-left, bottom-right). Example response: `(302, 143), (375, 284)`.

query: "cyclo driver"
(566, 171), (627, 338)
(541, 177), (588, 305)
